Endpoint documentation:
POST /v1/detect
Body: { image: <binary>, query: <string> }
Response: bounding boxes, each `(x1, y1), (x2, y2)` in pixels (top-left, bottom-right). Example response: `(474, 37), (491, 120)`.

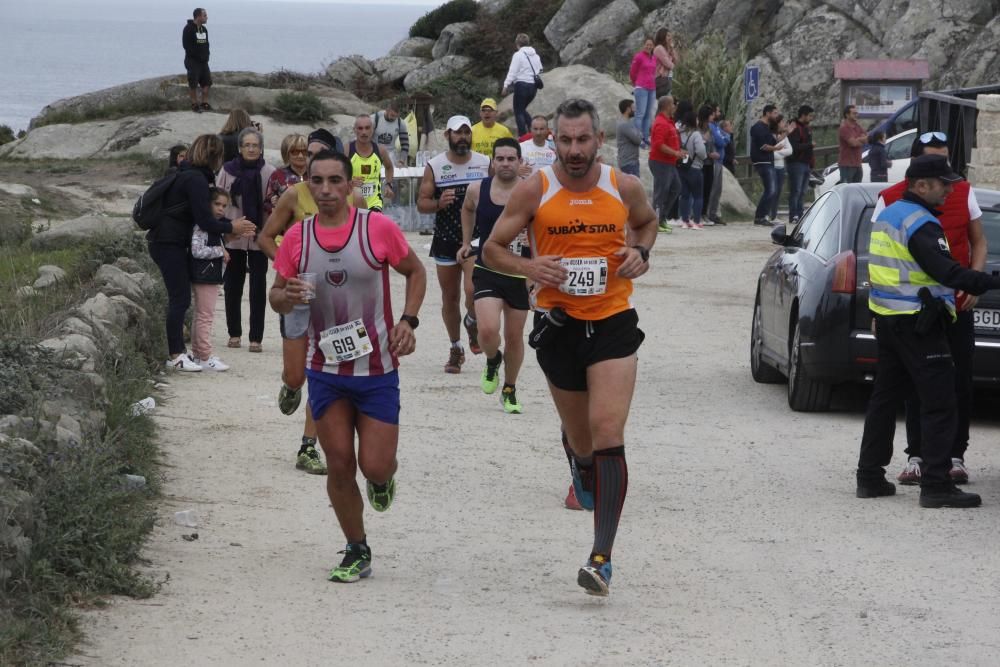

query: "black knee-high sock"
(592, 446), (628, 558)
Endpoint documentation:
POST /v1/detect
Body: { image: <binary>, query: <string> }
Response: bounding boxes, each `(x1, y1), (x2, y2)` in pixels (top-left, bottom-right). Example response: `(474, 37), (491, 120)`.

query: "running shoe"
(577, 554), (612, 596)
(501, 386), (522, 414)
(278, 384), (302, 415)
(657, 223), (672, 234)
(570, 458), (595, 511)
(564, 484), (583, 510)
(950, 458), (970, 484)
(198, 356), (229, 372)
(166, 354), (202, 372)
(464, 314), (481, 354)
(444, 346), (465, 374)
(328, 543), (372, 583)
(367, 478), (396, 512)
(690, 223), (704, 230)
(481, 355), (502, 394)
(296, 446), (327, 475)
(896, 456), (922, 485)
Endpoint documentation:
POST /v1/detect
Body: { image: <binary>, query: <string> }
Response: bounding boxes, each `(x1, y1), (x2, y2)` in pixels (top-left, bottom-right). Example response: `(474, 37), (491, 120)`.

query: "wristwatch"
(632, 245), (650, 263)
(399, 314), (419, 329)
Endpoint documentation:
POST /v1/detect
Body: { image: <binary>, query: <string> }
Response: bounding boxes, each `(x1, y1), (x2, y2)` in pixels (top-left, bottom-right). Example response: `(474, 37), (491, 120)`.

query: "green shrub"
(269, 91), (329, 123)
(424, 74), (498, 126)
(671, 33), (749, 144)
(409, 0), (478, 40)
(0, 125), (15, 145)
(461, 0), (561, 81)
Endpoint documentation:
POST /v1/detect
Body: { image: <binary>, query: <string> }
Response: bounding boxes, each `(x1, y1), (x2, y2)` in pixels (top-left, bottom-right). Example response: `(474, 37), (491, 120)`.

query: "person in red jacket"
(647, 96), (687, 233)
(871, 132), (986, 485)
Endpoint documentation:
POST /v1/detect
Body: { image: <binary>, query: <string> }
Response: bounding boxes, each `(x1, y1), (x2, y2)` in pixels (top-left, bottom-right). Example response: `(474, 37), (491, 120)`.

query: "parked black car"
(750, 182), (1000, 411)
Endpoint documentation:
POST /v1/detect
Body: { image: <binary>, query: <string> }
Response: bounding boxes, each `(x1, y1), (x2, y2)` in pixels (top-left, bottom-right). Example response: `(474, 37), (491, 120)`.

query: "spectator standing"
(372, 100), (410, 167)
(720, 119), (737, 174)
(868, 131), (891, 182)
(769, 114), (792, 223)
(750, 104), (780, 226)
(219, 109), (255, 163)
(182, 8), (211, 112)
(471, 98), (513, 157)
(167, 144), (188, 174)
(652, 29), (677, 98)
(501, 34), (544, 137)
(705, 104), (728, 225)
(264, 134), (308, 221)
(677, 109), (707, 230)
(147, 134), (255, 371)
(216, 127), (276, 353)
(629, 38), (657, 147)
(786, 105), (815, 224)
(838, 104), (867, 183)
(189, 187), (232, 372)
(616, 99), (643, 177)
(648, 95), (686, 233)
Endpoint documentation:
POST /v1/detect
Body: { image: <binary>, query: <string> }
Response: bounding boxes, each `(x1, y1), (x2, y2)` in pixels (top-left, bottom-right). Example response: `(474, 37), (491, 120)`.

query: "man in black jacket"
(182, 8), (211, 113)
(785, 104), (814, 224)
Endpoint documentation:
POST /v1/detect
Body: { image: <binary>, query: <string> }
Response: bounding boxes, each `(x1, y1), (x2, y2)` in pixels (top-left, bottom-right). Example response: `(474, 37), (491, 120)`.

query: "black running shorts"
(534, 308), (644, 391)
(472, 266), (529, 311)
(185, 58), (212, 89)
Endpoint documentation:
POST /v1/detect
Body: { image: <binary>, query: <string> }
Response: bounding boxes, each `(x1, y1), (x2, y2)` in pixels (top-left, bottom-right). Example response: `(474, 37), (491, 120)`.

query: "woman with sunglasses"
(264, 134), (309, 221)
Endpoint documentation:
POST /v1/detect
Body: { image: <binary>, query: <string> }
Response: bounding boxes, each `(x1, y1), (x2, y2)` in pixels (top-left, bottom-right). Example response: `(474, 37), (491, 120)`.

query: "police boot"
(856, 472), (896, 499)
(919, 483), (981, 509)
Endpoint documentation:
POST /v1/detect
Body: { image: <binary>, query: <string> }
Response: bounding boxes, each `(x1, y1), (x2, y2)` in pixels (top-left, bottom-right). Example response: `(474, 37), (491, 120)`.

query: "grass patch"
(32, 95), (181, 129)
(461, 0), (562, 82)
(268, 91), (330, 124)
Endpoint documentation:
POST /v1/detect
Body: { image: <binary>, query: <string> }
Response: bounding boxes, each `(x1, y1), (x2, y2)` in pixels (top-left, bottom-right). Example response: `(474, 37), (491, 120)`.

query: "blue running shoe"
(570, 458), (595, 511)
(577, 555), (612, 596)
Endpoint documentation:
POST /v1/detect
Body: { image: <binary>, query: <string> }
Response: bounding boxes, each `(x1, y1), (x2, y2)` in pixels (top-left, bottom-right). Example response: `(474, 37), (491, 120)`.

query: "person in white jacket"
(770, 115), (793, 222)
(501, 34), (543, 136)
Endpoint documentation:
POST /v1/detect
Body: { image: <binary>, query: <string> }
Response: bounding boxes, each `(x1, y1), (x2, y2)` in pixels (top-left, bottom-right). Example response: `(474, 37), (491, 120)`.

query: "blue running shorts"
(306, 369), (400, 425)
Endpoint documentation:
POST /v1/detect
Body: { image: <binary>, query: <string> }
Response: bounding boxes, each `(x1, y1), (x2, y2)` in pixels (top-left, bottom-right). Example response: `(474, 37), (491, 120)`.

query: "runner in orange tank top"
(482, 98), (658, 597)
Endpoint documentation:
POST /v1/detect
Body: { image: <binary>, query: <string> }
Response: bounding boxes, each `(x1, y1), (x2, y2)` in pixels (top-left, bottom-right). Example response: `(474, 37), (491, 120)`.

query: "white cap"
(446, 115), (473, 132)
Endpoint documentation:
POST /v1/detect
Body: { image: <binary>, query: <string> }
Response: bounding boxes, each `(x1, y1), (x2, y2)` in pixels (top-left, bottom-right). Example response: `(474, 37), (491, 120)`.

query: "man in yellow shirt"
(471, 98), (513, 156)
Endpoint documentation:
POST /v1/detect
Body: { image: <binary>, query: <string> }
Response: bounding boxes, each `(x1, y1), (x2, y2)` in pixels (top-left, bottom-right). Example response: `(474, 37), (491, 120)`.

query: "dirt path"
(73, 226), (1000, 666)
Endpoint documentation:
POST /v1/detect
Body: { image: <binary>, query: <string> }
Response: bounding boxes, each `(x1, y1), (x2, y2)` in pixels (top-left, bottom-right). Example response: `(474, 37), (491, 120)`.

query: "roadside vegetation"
(0, 172), (166, 665)
(460, 0), (562, 82)
(409, 0), (478, 40)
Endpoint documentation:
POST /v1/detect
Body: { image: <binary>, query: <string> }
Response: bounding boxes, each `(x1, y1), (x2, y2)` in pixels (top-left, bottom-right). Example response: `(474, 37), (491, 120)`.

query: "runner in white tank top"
(269, 150), (427, 584)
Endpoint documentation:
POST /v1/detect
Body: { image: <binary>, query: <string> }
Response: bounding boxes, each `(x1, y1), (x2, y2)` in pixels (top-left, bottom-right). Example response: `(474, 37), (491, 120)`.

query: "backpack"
(132, 171), (188, 231)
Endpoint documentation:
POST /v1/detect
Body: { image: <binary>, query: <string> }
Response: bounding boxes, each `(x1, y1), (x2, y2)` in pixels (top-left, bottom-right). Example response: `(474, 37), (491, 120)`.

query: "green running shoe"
(657, 223), (673, 234)
(295, 446), (327, 475)
(367, 477), (396, 512)
(328, 543), (372, 583)
(501, 386), (522, 414)
(278, 384), (302, 415)
(481, 352), (502, 394)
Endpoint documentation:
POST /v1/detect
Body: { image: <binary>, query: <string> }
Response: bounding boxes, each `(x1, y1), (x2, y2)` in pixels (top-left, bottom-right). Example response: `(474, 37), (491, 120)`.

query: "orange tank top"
(530, 164), (632, 320)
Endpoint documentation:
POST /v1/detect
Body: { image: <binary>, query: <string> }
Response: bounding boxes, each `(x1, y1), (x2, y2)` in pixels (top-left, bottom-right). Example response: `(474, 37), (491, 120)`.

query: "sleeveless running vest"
(530, 164), (632, 320)
(349, 141), (384, 210)
(474, 177), (527, 277)
(292, 181), (318, 220)
(299, 211), (397, 376)
(428, 151), (490, 246)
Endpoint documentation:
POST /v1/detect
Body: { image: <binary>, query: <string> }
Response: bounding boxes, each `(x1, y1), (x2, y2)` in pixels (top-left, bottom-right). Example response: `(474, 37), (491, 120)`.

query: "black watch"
(632, 245), (650, 263)
(399, 314), (419, 329)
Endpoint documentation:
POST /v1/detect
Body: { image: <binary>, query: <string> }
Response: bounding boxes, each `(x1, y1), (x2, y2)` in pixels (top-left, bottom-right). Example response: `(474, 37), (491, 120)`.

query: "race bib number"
(559, 257), (607, 296)
(360, 182), (377, 198)
(509, 230), (529, 257)
(319, 319), (373, 363)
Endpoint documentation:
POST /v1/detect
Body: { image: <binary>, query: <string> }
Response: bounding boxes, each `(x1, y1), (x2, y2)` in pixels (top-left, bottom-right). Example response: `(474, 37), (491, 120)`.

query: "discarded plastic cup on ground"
(174, 510), (198, 528)
(130, 397), (156, 416)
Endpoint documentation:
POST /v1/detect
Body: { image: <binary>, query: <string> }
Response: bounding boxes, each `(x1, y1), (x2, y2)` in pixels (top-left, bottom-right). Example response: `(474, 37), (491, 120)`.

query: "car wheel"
(787, 321), (832, 411)
(751, 297), (783, 384)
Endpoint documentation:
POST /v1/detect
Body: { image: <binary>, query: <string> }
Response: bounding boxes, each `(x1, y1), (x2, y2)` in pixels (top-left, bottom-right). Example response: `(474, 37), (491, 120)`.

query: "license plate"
(973, 308), (1000, 330)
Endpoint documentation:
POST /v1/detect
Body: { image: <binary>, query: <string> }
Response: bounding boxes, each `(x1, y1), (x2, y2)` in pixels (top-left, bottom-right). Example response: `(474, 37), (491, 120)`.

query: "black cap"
(307, 128), (337, 149)
(905, 154), (962, 183)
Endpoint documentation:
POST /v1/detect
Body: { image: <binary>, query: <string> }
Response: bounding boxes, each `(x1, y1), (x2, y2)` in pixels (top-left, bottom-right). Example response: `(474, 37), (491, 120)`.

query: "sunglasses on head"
(919, 131), (947, 144)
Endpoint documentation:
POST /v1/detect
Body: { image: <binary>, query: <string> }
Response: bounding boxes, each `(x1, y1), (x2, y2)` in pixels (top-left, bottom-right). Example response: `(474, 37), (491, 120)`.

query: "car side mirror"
(770, 224), (790, 246)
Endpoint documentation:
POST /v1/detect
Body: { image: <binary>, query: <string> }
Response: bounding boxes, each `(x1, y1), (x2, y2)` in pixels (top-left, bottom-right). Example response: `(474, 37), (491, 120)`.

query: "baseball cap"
(480, 98), (498, 110)
(446, 115), (473, 132)
(905, 154), (962, 183)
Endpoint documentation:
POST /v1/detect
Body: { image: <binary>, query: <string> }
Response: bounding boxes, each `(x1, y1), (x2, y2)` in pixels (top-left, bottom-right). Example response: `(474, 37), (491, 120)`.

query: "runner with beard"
(417, 115), (491, 373)
(482, 98), (658, 596)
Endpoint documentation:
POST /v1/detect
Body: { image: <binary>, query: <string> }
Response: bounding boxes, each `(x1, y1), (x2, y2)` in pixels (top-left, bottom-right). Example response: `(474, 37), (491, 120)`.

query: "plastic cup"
(298, 272), (317, 302)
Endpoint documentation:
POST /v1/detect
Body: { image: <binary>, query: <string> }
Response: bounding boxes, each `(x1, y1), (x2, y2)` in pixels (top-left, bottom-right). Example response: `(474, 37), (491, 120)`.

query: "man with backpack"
(372, 100), (409, 167)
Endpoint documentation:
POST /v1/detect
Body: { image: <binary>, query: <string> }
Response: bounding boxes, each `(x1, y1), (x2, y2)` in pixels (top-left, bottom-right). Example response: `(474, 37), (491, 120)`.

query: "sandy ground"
(72, 225), (1000, 667)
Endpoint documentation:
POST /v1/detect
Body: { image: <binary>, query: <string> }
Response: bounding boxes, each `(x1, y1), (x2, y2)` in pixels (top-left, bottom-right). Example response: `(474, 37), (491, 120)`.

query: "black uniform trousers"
(858, 314), (955, 487)
(904, 309), (974, 461)
(224, 248), (268, 343)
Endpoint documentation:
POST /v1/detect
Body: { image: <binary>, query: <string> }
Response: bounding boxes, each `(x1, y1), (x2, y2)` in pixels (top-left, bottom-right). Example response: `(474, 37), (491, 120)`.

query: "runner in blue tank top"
(459, 138), (531, 413)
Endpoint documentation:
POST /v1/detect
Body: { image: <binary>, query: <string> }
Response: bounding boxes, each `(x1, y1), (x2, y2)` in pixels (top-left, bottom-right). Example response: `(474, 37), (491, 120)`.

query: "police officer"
(856, 154), (1000, 508)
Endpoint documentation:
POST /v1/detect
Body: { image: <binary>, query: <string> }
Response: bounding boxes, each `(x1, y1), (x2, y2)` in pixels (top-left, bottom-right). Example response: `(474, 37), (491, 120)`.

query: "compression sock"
(592, 446), (628, 559)
(299, 436), (317, 454)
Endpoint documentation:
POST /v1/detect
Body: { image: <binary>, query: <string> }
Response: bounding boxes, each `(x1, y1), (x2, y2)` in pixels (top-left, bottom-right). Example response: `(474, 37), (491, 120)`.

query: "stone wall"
(971, 95), (1000, 189)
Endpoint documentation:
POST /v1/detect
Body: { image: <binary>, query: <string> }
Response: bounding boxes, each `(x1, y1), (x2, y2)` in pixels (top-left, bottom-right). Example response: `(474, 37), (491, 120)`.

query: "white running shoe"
(166, 354), (202, 372)
(199, 356), (229, 372)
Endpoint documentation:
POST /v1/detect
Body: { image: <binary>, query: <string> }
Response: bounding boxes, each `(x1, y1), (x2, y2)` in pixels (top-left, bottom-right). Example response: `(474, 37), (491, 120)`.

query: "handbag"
(190, 255), (224, 283)
(527, 54), (543, 90)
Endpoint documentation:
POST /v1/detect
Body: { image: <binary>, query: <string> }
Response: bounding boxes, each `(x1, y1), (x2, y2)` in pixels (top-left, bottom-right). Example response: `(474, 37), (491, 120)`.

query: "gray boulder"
(388, 36), (435, 58)
(0, 182), (37, 197)
(113, 257), (144, 273)
(560, 0), (641, 65)
(404, 56), (474, 92)
(29, 74), (179, 129)
(544, 0), (609, 51)
(325, 55), (375, 88)
(33, 264), (67, 289)
(497, 66), (632, 138)
(432, 22), (476, 60)
(371, 56), (432, 85)
(38, 333), (100, 371)
(30, 215), (135, 251)
(94, 264), (146, 302)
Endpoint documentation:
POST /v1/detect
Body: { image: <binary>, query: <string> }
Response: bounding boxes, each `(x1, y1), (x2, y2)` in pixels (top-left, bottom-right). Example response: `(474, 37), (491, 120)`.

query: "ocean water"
(0, 0), (435, 132)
